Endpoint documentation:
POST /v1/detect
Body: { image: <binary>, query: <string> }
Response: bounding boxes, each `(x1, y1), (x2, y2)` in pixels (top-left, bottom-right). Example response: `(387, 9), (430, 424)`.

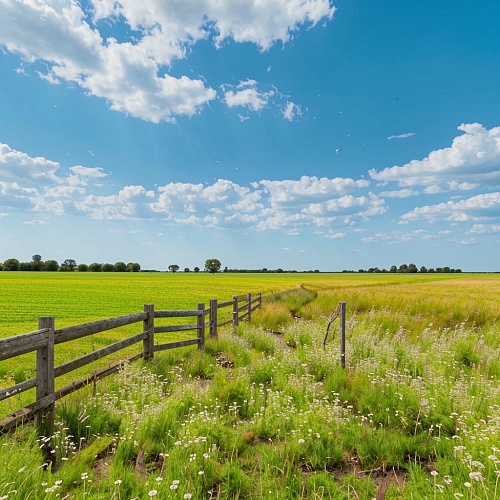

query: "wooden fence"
(0, 293), (261, 439)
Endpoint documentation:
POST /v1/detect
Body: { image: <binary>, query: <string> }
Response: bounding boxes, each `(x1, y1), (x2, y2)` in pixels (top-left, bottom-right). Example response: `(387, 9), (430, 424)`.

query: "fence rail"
(0, 292), (261, 441)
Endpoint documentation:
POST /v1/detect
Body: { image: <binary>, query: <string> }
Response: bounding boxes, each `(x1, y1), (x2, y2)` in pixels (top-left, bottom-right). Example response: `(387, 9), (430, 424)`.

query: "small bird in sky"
(335, 148), (341, 154)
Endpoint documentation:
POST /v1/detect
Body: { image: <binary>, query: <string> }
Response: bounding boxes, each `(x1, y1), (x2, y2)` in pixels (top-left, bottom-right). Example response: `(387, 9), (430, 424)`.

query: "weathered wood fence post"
(143, 304), (155, 360)
(36, 316), (55, 463)
(197, 303), (205, 351)
(246, 293), (252, 322)
(232, 296), (239, 326)
(209, 299), (218, 338)
(340, 302), (346, 369)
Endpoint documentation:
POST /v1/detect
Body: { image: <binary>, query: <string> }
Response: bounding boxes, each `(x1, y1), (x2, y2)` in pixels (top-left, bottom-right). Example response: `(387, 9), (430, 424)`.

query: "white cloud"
(380, 188), (418, 198)
(283, 101), (302, 122)
(400, 192), (500, 223)
(0, 0), (335, 122)
(69, 166), (109, 178)
(370, 123), (500, 189)
(387, 132), (416, 140)
(224, 87), (274, 112)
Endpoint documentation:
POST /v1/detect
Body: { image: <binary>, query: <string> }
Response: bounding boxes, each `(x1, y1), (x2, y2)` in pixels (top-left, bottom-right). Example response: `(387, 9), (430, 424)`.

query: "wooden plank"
(0, 377), (36, 402)
(237, 304), (248, 313)
(0, 329), (49, 361)
(154, 324), (197, 333)
(218, 319), (233, 327)
(154, 310), (202, 318)
(154, 339), (199, 352)
(54, 331), (147, 378)
(54, 312), (146, 344)
(217, 300), (233, 308)
(0, 352), (144, 434)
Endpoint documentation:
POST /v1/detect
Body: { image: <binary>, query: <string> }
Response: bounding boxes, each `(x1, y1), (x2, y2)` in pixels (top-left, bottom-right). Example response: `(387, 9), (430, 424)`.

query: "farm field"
(0, 271), (492, 337)
(1, 272), (500, 498)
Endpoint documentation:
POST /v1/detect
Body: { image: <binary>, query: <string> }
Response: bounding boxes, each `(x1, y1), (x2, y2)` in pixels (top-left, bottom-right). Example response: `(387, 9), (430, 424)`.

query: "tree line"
(342, 263), (462, 273)
(0, 256), (224, 273)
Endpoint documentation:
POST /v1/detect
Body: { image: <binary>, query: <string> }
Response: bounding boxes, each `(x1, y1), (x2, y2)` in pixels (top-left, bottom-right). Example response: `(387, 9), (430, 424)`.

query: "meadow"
(1, 272), (499, 498)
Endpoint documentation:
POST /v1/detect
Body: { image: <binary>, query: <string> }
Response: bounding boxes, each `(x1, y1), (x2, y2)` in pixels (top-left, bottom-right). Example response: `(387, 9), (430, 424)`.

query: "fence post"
(143, 304), (155, 360)
(258, 293), (262, 309)
(232, 296), (239, 326)
(246, 293), (252, 323)
(209, 299), (218, 338)
(197, 303), (205, 351)
(36, 316), (55, 463)
(340, 302), (346, 369)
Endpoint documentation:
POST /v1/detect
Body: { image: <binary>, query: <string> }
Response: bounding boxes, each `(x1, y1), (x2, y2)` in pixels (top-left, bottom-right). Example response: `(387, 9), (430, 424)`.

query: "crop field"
(1, 272), (500, 498)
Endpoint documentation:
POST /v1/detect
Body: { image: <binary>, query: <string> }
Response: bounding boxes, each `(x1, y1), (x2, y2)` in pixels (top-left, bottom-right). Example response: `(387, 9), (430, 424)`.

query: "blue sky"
(1, 0), (499, 272)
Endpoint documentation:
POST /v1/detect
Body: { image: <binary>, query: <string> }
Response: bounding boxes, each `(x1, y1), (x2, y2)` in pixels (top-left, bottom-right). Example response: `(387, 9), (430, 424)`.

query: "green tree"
(194, 267), (200, 273)
(184, 267), (190, 273)
(102, 263), (114, 272)
(114, 262), (127, 272)
(3, 259), (20, 271)
(89, 262), (102, 272)
(205, 259), (221, 274)
(20, 262), (31, 271)
(77, 263), (89, 272)
(44, 260), (59, 271)
(168, 264), (180, 273)
(31, 254), (43, 271)
(61, 259), (77, 271)
(127, 262), (141, 272)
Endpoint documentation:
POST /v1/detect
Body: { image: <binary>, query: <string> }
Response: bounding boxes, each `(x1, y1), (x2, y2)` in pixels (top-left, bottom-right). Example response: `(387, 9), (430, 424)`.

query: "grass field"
(1, 272), (500, 499)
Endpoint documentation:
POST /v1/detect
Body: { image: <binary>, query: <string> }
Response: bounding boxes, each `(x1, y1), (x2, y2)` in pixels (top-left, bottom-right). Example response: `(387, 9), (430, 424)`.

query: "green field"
(0, 271), (494, 336)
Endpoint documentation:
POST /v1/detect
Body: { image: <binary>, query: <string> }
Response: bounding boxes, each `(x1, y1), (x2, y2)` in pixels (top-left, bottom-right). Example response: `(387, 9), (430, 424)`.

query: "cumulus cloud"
(400, 192), (500, 224)
(0, 141), (384, 233)
(370, 123), (500, 189)
(0, 0), (335, 122)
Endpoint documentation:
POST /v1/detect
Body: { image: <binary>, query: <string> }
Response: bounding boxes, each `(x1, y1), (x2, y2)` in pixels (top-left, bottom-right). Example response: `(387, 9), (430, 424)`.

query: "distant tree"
(44, 260), (59, 271)
(89, 262), (102, 272)
(114, 262), (127, 272)
(276, 268), (284, 273)
(127, 262), (141, 272)
(428, 268), (435, 273)
(398, 264), (408, 273)
(168, 264), (180, 273)
(3, 258), (20, 271)
(61, 259), (77, 271)
(20, 262), (32, 271)
(223, 266), (229, 273)
(408, 263), (418, 273)
(102, 263), (114, 272)
(77, 263), (89, 272)
(31, 254), (43, 271)
(194, 267), (200, 273)
(184, 267), (190, 273)
(205, 259), (221, 274)
(455, 269), (462, 273)
(420, 266), (428, 273)
(390, 265), (397, 273)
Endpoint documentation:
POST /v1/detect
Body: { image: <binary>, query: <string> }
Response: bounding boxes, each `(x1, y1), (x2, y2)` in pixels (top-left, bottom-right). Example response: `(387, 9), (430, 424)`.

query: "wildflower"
(148, 490), (158, 497)
(114, 480), (122, 485)
(469, 472), (484, 482)
(155, 476), (163, 482)
(198, 470), (204, 475)
(430, 470), (438, 477)
(298, 439), (305, 444)
(184, 494), (192, 499)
